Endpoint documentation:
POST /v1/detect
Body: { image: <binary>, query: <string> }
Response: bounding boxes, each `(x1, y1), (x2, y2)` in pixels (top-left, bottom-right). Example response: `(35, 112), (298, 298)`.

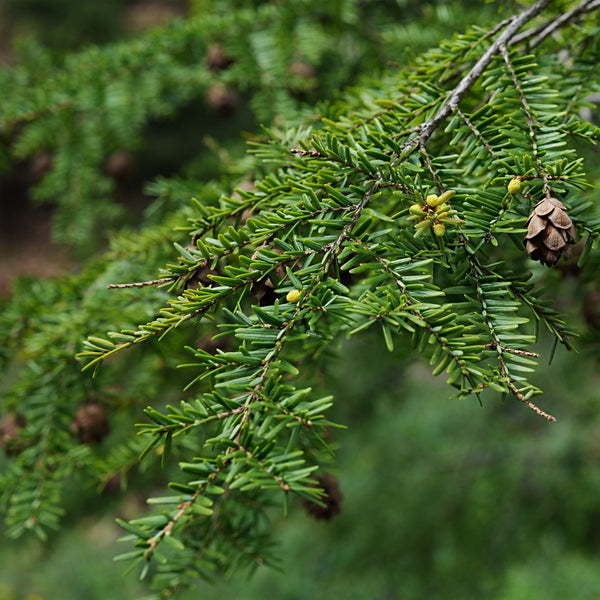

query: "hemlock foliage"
(2, 1), (600, 597)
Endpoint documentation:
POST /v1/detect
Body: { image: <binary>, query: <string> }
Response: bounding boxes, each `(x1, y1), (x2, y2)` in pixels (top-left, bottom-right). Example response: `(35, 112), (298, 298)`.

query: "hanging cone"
(524, 197), (576, 266)
(302, 473), (343, 520)
(71, 402), (110, 444)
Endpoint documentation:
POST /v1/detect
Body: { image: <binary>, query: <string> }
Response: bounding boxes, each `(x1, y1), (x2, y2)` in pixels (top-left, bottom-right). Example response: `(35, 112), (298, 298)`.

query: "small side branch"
(507, 380), (556, 422)
(499, 46), (550, 194)
(235, 441), (291, 492)
(455, 108), (496, 158)
(419, 143), (444, 192)
(144, 464), (226, 561)
(107, 277), (174, 289)
(472, 269), (555, 421)
(484, 344), (539, 358)
(416, 0), (553, 148)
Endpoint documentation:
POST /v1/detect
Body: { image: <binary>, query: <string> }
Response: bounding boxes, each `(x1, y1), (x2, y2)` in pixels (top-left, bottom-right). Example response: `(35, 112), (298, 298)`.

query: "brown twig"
(454, 107), (496, 158)
(415, 0), (553, 149)
(484, 344), (539, 358)
(107, 277), (174, 289)
(511, 0), (600, 48)
(507, 380), (556, 422)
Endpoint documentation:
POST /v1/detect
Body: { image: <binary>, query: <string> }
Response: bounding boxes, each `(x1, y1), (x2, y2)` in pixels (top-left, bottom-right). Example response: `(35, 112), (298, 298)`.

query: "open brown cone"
(524, 197), (576, 266)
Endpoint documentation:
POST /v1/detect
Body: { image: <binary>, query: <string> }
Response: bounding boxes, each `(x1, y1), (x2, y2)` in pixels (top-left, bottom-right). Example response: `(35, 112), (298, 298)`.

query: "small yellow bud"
(435, 203), (451, 214)
(427, 190), (455, 208)
(409, 204), (426, 216)
(433, 223), (445, 237)
(286, 289), (302, 303)
(508, 177), (522, 195)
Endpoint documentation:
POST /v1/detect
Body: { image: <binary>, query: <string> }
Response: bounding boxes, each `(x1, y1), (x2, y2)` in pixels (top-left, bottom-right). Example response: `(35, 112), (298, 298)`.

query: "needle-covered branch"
(2, 1), (600, 597)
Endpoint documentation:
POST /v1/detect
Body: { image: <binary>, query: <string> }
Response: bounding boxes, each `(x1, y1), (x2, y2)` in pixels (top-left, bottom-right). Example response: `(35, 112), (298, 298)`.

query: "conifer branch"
(234, 442), (292, 492)
(499, 46), (551, 194)
(512, 0), (600, 47)
(484, 344), (539, 359)
(415, 0), (552, 149)
(4, 2), (600, 594)
(471, 266), (555, 421)
(144, 464), (227, 561)
(348, 236), (473, 381)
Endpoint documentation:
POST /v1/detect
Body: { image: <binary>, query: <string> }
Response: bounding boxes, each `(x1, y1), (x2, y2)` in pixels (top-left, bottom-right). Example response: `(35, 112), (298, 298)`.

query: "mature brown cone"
(71, 402), (110, 444)
(302, 473), (343, 520)
(583, 292), (600, 329)
(0, 413), (27, 455)
(184, 264), (220, 290)
(205, 43), (234, 72)
(205, 83), (239, 115)
(524, 196), (576, 266)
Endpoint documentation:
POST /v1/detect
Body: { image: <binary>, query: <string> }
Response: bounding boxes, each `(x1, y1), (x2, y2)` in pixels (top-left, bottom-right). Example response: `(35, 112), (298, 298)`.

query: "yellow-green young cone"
(286, 289), (302, 303)
(508, 177), (522, 195)
(433, 223), (445, 237)
(426, 194), (440, 207)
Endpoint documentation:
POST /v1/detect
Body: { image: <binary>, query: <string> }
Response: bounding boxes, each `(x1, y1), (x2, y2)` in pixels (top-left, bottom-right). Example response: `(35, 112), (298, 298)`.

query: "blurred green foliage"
(3, 333), (600, 599)
(5, 0), (133, 50)
(0, 0), (497, 253)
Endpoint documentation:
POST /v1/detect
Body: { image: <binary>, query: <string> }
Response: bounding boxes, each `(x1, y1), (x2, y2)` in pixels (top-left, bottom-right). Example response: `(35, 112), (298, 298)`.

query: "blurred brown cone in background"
(0, 413), (27, 455)
(71, 402), (110, 444)
(205, 43), (234, 72)
(524, 196), (576, 266)
(302, 473), (343, 520)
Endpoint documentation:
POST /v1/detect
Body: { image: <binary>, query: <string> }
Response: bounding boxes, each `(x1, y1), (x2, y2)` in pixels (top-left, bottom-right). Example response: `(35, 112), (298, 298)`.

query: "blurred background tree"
(2, 1), (600, 599)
